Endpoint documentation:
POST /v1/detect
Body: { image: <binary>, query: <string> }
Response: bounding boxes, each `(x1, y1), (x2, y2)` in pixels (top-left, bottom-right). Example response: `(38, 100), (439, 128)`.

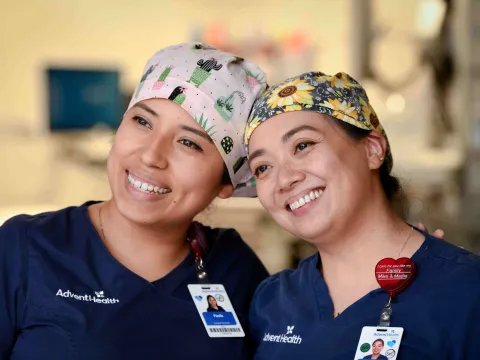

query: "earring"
(380, 157), (384, 161)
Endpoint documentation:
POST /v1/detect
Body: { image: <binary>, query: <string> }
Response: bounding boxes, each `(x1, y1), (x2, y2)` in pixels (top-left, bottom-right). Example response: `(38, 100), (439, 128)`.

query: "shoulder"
(252, 253), (317, 303)
(204, 225), (266, 269)
(422, 235), (480, 276)
(202, 225), (269, 294)
(420, 235), (480, 298)
(0, 204), (89, 252)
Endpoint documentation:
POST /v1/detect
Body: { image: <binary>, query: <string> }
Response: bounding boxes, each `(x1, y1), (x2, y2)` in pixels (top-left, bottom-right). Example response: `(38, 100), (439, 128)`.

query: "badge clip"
(195, 256), (209, 284)
(378, 296), (393, 327)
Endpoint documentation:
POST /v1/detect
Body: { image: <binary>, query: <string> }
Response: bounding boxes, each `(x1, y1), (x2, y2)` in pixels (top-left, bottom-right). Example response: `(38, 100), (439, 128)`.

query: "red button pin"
(375, 257), (416, 298)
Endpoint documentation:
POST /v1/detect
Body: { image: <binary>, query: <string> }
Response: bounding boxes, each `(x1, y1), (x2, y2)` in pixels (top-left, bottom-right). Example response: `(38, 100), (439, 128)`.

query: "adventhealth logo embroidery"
(263, 325), (302, 345)
(56, 289), (119, 304)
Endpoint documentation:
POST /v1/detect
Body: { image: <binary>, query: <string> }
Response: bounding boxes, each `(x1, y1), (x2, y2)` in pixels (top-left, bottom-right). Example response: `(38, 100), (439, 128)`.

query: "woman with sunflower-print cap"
(244, 71), (478, 359)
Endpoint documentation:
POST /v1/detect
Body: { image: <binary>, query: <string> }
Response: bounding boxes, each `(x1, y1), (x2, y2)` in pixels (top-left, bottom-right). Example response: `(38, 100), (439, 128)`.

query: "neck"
(317, 207), (409, 274)
(314, 189), (423, 311)
(94, 199), (192, 281)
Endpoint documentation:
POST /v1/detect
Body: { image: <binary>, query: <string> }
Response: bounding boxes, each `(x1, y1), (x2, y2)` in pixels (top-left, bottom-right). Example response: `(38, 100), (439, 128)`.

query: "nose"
(140, 132), (169, 169)
(277, 162), (305, 193)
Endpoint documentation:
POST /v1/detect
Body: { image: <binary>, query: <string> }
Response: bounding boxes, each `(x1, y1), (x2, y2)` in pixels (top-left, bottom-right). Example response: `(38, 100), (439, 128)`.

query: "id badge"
(188, 284), (245, 338)
(353, 326), (404, 360)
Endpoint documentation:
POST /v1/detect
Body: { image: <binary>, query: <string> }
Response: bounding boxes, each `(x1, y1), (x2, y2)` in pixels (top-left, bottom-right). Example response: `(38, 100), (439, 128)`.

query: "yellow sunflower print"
(359, 97), (383, 135)
(267, 78), (314, 110)
(245, 115), (263, 145)
(321, 98), (366, 129)
(317, 72), (360, 90)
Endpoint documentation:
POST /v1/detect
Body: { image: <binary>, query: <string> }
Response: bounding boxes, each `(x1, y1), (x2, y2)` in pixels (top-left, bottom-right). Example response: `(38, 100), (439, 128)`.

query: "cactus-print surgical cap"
(127, 42), (267, 197)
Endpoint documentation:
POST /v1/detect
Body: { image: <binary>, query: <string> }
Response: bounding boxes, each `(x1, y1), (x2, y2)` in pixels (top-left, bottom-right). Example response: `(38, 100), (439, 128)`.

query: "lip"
(284, 186), (326, 208)
(126, 170), (171, 190)
(125, 171), (171, 201)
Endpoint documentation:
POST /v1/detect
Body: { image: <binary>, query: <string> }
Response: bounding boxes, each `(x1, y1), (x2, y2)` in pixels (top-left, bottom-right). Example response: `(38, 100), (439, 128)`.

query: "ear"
(217, 183), (234, 199)
(365, 131), (387, 170)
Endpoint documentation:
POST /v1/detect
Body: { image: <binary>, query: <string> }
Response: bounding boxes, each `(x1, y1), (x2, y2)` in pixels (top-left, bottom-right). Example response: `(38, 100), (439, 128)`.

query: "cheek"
(110, 126), (136, 157)
(256, 180), (276, 211)
(177, 157), (223, 193)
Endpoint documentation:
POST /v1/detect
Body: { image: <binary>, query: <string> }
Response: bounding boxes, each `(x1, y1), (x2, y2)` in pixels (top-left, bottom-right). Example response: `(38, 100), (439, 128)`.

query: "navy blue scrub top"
(250, 234), (480, 360)
(0, 202), (269, 359)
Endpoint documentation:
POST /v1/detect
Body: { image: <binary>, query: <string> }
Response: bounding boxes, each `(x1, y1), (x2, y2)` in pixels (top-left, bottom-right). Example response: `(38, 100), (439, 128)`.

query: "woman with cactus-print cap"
(0, 43), (269, 360)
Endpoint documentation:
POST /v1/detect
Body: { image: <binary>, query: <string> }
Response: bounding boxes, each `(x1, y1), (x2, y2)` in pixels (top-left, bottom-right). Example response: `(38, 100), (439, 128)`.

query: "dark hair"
(221, 165), (232, 185)
(327, 116), (407, 215)
(207, 295), (216, 303)
(372, 339), (384, 347)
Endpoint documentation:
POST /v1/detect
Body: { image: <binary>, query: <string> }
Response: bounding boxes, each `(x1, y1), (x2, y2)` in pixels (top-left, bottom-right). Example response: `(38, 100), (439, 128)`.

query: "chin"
(274, 213), (332, 245)
(115, 197), (166, 225)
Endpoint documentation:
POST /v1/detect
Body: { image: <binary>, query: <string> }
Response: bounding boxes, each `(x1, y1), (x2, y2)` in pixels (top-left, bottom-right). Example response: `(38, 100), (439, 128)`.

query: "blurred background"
(1, 0), (480, 273)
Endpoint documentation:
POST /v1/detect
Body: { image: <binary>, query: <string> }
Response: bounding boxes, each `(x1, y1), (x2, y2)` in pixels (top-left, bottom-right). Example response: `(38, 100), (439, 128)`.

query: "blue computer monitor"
(47, 67), (122, 131)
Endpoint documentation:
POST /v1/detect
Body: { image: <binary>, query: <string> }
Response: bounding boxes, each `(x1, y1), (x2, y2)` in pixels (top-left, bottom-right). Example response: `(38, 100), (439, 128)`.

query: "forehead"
(249, 112), (329, 144)
(132, 98), (194, 120)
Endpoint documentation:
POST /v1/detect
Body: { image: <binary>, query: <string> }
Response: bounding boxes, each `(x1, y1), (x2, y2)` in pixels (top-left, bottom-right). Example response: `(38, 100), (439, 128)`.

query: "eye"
(178, 139), (203, 151)
(253, 164), (270, 178)
(132, 116), (152, 129)
(295, 141), (315, 153)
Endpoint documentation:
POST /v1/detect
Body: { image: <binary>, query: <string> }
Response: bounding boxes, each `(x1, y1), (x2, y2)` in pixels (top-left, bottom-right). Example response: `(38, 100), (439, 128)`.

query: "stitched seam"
(30, 303), (77, 358)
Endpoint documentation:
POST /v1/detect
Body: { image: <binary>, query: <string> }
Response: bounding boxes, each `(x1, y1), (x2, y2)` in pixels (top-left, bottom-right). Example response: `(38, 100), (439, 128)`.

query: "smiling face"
(208, 296), (217, 307)
(107, 98), (233, 227)
(372, 340), (384, 355)
(248, 111), (379, 242)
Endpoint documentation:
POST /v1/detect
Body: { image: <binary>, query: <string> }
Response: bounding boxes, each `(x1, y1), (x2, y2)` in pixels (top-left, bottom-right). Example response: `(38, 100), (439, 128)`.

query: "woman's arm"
(0, 218), (27, 358)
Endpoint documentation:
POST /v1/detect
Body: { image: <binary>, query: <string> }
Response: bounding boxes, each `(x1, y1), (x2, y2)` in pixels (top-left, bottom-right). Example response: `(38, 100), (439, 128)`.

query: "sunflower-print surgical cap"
(244, 71), (392, 172)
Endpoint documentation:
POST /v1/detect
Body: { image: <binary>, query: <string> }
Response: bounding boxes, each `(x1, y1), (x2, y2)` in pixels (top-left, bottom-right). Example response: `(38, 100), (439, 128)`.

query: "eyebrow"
(133, 103), (158, 117)
(249, 125), (321, 162)
(248, 149), (266, 162)
(180, 125), (213, 143)
(282, 125), (321, 143)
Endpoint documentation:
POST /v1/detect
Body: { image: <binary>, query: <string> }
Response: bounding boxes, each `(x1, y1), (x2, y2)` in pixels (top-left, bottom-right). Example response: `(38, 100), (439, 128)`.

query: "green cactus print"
(215, 91), (246, 122)
(152, 65), (174, 90)
(215, 95), (234, 121)
(168, 86), (187, 105)
(134, 64), (157, 98)
(243, 68), (266, 89)
(192, 43), (216, 51)
(173, 93), (186, 105)
(232, 156), (247, 174)
(220, 136), (233, 154)
(187, 58), (223, 87)
(235, 177), (256, 189)
(158, 66), (174, 81)
(195, 114), (216, 138)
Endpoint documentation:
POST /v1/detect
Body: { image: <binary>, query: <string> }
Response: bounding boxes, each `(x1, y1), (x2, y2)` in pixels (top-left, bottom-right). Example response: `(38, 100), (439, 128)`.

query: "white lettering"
(55, 289), (120, 304)
(262, 330), (303, 345)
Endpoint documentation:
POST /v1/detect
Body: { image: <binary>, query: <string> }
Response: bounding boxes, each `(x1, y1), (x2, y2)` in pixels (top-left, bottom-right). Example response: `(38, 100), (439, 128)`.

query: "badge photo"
(188, 284), (245, 338)
(353, 326), (404, 360)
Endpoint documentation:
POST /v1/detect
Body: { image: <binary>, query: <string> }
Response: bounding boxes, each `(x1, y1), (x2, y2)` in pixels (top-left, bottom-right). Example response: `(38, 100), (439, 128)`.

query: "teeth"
(128, 173), (170, 195)
(288, 189), (324, 211)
